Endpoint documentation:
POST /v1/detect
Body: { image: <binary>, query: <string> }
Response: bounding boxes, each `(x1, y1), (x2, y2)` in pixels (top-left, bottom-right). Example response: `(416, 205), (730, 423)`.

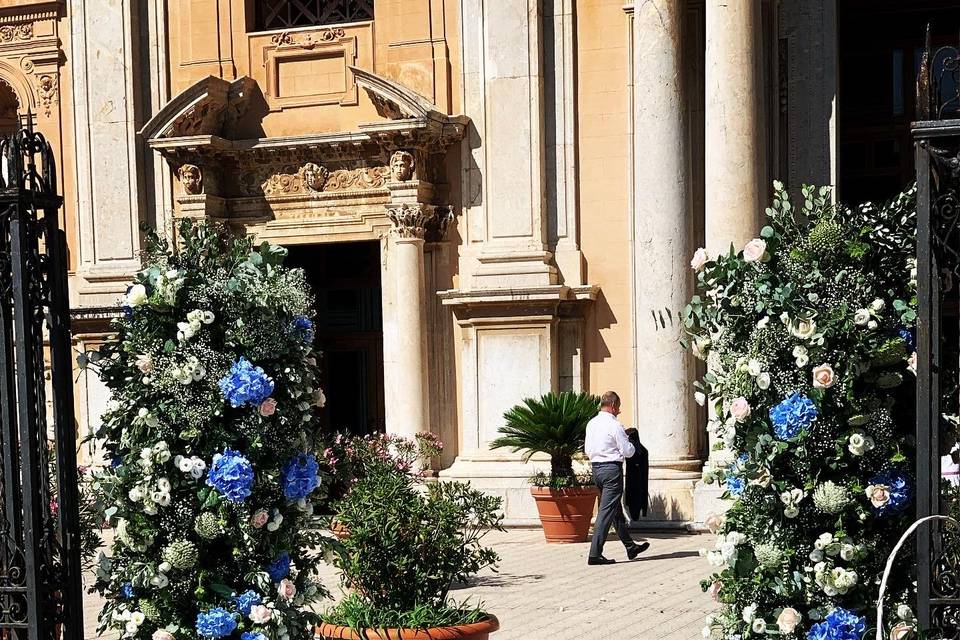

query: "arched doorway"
(0, 78), (19, 135)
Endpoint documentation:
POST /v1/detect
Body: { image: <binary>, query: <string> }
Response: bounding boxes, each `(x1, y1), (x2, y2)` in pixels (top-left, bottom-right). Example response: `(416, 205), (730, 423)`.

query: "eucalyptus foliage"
(84, 221), (330, 640)
(685, 183), (919, 639)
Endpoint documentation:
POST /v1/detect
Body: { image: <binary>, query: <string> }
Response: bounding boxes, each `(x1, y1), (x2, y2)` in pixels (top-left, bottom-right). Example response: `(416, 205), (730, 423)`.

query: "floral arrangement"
(84, 221), (330, 640)
(685, 184), (918, 638)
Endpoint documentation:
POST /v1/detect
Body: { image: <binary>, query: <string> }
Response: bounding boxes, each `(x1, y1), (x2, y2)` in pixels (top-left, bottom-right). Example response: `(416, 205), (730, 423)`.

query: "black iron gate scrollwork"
(914, 27), (960, 640)
(0, 118), (83, 640)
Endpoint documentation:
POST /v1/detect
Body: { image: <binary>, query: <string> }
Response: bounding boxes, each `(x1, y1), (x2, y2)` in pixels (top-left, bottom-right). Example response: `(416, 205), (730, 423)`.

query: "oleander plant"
(685, 183), (919, 639)
(83, 220), (330, 640)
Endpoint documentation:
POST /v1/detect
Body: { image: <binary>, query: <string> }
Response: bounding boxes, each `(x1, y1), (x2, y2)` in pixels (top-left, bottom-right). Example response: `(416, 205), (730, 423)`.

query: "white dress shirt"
(585, 411), (635, 463)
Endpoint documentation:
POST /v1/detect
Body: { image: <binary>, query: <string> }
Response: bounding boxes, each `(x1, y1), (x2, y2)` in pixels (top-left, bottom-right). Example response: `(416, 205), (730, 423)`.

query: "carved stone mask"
(299, 162), (329, 192)
(178, 164), (202, 195)
(389, 151), (415, 182)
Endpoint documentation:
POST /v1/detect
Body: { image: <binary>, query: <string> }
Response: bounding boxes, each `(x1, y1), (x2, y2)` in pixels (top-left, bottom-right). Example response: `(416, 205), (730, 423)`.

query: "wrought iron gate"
(0, 120), (83, 640)
(913, 28), (960, 639)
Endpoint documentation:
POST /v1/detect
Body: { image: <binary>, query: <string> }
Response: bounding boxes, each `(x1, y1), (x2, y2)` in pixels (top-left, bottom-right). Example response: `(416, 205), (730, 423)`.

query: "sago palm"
(490, 391), (600, 480)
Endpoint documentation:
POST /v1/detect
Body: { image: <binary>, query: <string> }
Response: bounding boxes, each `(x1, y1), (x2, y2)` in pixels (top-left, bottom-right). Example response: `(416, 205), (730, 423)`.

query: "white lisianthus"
(870, 298), (886, 312)
(747, 359), (763, 376)
(840, 544), (857, 561)
(125, 621), (139, 635)
(854, 308), (871, 325)
(756, 372), (771, 390)
(691, 247), (708, 271)
(847, 431), (875, 456)
(752, 618), (767, 635)
(742, 603), (758, 624)
(743, 239), (768, 263)
(130, 612), (146, 626)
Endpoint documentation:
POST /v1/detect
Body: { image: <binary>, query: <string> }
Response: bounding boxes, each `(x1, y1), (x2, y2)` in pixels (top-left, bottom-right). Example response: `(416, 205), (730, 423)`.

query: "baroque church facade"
(1, 0), (951, 525)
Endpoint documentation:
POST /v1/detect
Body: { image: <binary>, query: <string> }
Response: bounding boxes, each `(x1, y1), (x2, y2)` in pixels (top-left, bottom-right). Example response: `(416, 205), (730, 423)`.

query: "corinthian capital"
(387, 203), (431, 239)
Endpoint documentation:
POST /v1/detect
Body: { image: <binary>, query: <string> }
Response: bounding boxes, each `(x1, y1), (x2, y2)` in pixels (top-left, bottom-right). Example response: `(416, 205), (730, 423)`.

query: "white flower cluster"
(115, 518), (154, 552)
(813, 562), (858, 596)
(132, 407), (159, 429)
(809, 532), (863, 563)
(847, 430), (876, 456)
(129, 477), (172, 515)
(177, 309), (215, 342)
(154, 269), (185, 307)
(853, 298), (885, 330)
(807, 533), (862, 596)
(113, 608), (147, 636)
(170, 355), (207, 385)
(779, 488), (805, 518)
(174, 454), (207, 479)
(138, 441), (171, 471)
(701, 530), (746, 568)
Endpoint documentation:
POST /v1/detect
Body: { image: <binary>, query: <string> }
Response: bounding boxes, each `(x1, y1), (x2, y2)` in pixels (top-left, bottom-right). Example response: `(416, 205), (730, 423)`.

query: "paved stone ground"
(83, 529), (715, 640)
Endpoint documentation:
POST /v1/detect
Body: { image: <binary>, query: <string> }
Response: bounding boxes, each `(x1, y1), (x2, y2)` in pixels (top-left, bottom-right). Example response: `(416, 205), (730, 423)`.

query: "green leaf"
(760, 226), (775, 239)
(210, 583), (234, 597)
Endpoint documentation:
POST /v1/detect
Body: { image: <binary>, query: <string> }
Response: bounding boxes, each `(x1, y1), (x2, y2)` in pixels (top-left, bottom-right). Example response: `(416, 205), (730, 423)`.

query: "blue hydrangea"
(206, 448), (255, 503)
(292, 316), (314, 343)
(196, 608), (237, 638)
(725, 475), (746, 497)
(868, 469), (913, 515)
(898, 328), (915, 352)
(281, 453), (320, 500)
(242, 633), (266, 640)
(219, 357), (275, 408)
(768, 392), (818, 440)
(121, 582), (133, 599)
(807, 607), (866, 640)
(266, 552), (290, 582)
(234, 590), (261, 616)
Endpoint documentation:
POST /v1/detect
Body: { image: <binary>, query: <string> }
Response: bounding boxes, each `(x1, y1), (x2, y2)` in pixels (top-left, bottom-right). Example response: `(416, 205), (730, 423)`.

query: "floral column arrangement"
(85, 221), (329, 640)
(685, 184), (920, 639)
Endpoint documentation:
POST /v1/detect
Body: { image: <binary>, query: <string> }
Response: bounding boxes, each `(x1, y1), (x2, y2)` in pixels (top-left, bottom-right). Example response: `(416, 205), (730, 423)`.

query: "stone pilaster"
(632, 0), (701, 522)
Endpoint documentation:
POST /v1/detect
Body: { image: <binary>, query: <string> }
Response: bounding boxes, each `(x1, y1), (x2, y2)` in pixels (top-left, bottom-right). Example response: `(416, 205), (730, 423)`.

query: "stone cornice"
(0, 1), (62, 24)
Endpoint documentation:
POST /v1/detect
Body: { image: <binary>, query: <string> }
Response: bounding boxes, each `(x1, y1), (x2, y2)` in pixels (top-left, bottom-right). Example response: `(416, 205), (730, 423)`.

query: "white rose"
(812, 363), (836, 389)
(867, 483), (891, 508)
(756, 372), (771, 390)
(126, 284), (148, 307)
(897, 605), (915, 622)
(792, 345), (808, 357)
(130, 612), (146, 626)
(743, 239), (768, 263)
(747, 359), (763, 376)
(694, 391), (706, 406)
(870, 298), (886, 312)
(125, 621), (139, 634)
(159, 562), (172, 573)
(691, 247), (708, 271)
(840, 544), (856, 561)
(854, 309), (871, 326)
(729, 397), (751, 422)
(752, 618), (767, 635)
(795, 354), (809, 368)
(867, 320), (878, 330)
(249, 605), (272, 624)
(776, 608), (802, 634)
(742, 604), (758, 624)
(128, 487), (144, 502)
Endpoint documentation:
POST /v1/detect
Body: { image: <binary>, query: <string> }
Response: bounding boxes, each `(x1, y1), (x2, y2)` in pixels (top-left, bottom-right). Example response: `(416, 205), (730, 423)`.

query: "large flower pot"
(317, 616), (499, 640)
(530, 486), (599, 543)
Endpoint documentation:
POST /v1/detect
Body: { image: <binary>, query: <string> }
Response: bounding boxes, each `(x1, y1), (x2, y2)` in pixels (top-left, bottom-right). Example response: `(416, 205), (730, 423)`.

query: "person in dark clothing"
(623, 428), (649, 520)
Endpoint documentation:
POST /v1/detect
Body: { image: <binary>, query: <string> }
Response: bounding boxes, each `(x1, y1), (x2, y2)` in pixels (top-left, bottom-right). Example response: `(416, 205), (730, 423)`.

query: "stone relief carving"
(299, 162), (329, 192)
(389, 150), (415, 182)
(178, 164), (203, 195)
(325, 167), (391, 191)
(0, 23), (32, 42)
(271, 28), (346, 49)
(239, 164), (391, 197)
(387, 203), (432, 239)
(36, 74), (57, 118)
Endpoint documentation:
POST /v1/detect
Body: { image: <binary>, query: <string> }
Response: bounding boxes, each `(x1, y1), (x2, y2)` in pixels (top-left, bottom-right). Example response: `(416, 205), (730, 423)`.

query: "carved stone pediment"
(140, 76), (255, 140)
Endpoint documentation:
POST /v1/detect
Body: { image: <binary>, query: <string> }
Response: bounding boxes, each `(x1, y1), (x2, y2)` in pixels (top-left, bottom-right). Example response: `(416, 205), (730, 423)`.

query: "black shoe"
(588, 555), (616, 565)
(627, 542), (650, 560)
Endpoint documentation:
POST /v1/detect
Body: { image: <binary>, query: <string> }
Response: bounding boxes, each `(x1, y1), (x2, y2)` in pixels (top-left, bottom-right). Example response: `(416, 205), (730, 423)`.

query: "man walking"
(585, 391), (649, 565)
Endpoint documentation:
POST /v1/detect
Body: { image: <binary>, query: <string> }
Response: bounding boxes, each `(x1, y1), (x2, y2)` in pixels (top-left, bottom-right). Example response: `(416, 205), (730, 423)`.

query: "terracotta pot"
(317, 615), (499, 640)
(530, 486), (599, 543)
(330, 520), (350, 540)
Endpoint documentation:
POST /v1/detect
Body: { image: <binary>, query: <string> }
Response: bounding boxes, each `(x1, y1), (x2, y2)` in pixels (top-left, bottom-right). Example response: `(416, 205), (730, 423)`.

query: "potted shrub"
(320, 432), (443, 539)
(317, 463), (503, 639)
(490, 391), (600, 543)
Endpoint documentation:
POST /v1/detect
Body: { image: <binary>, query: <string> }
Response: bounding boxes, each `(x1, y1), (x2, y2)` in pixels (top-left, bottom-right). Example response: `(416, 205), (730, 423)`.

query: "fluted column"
(382, 202), (432, 441)
(633, 0), (700, 486)
(704, 0), (764, 256)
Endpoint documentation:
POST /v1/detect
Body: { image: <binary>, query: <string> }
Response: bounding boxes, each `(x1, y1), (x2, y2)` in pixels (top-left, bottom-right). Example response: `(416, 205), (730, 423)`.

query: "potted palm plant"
(490, 391), (600, 543)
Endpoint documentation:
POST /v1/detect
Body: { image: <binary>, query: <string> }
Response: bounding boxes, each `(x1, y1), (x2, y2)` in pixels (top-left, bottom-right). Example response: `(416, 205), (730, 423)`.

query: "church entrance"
(286, 241), (385, 436)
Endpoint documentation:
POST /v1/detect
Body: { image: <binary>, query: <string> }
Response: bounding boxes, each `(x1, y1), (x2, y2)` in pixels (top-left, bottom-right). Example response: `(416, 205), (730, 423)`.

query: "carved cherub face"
(390, 151), (415, 182)
(299, 162), (328, 192)
(179, 164), (202, 195)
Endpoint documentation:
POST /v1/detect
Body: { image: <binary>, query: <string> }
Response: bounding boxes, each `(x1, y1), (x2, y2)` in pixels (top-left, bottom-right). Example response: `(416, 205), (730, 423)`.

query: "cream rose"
(890, 622), (915, 640)
(126, 284), (149, 307)
(776, 608), (802, 634)
(743, 239), (768, 263)
(278, 578), (297, 601)
(854, 308), (871, 326)
(756, 372), (771, 390)
(248, 605), (272, 624)
(812, 363), (836, 389)
(790, 318), (817, 340)
(704, 512), (724, 534)
(866, 483), (892, 508)
(729, 397), (751, 422)
(152, 631), (175, 640)
(691, 247), (708, 271)
(259, 398), (277, 417)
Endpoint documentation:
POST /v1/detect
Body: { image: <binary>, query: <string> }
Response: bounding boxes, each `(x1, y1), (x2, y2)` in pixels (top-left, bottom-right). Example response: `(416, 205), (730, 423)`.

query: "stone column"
(704, 0), (764, 256)
(632, 0), (701, 521)
(382, 202), (431, 442)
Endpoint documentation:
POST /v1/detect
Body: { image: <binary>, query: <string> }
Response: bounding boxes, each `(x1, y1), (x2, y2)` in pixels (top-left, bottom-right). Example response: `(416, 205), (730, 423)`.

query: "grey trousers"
(589, 461), (635, 558)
